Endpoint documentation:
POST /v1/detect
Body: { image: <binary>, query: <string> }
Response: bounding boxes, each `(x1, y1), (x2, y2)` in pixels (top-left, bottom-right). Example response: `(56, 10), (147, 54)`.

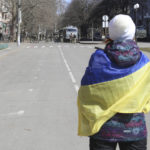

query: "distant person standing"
(70, 33), (73, 43)
(73, 34), (77, 43)
(77, 14), (150, 150)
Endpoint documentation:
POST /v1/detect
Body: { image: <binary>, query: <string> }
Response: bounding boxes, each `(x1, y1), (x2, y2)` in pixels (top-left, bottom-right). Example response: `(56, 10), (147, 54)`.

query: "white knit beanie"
(109, 14), (136, 41)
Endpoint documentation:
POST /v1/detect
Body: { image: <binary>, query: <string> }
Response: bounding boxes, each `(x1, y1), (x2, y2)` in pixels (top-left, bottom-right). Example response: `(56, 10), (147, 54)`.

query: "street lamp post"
(144, 13), (150, 40)
(17, 0), (21, 46)
(92, 22), (94, 41)
(134, 3), (139, 41)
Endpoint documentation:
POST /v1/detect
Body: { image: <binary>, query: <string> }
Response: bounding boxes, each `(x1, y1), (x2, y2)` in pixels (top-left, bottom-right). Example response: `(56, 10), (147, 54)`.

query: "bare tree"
(89, 0), (147, 22)
(59, 0), (94, 37)
(3, 0), (57, 41)
(3, 0), (17, 41)
(21, 0), (57, 37)
(57, 0), (67, 15)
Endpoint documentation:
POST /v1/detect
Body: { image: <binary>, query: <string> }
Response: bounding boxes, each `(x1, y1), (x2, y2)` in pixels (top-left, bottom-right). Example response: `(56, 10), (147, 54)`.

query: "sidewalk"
(137, 42), (150, 48)
(80, 41), (150, 46)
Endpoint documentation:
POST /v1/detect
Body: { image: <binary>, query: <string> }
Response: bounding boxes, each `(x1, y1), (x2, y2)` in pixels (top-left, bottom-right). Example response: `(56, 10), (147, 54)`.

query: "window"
(67, 29), (77, 32)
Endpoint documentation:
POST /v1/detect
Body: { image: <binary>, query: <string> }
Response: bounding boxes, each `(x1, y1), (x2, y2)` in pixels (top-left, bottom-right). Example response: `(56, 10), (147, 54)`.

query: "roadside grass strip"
(140, 47), (150, 52)
(0, 43), (8, 50)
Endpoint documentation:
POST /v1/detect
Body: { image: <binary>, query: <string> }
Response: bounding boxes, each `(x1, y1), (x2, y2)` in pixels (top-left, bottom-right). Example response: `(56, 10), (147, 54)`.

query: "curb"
(79, 41), (103, 44)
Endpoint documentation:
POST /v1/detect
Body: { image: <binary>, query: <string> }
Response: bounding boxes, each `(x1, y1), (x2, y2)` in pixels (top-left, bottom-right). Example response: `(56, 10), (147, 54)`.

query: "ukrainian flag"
(77, 49), (150, 136)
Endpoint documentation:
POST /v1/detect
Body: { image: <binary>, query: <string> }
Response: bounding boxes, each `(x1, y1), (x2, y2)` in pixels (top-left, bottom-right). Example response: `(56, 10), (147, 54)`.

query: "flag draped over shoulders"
(77, 49), (150, 136)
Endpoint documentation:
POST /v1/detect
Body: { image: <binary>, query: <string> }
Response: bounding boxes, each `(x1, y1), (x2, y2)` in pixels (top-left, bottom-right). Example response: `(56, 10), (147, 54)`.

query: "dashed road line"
(64, 59), (71, 72)
(0, 110), (25, 117)
(42, 46), (46, 48)
(74, 84), (79, 92)
(69, 72), (76, 83)
(8, 110), (25, 116)
(24, 45), (93, 49)
(59, 47), (79, 93)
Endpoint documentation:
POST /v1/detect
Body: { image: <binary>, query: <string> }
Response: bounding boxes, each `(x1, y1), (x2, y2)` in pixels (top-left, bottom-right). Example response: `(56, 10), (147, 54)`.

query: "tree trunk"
(80, 24), (88, 38)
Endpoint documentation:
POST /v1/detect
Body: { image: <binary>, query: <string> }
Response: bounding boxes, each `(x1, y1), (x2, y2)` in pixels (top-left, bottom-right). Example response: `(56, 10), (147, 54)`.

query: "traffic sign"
(102, 21), (108, 28)
(102, 15), (109, 21)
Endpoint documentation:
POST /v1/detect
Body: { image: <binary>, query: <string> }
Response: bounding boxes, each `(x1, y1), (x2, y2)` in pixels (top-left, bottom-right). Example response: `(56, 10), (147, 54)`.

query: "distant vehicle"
(59, 26), (78, 42)
(136, 26), (147, 39)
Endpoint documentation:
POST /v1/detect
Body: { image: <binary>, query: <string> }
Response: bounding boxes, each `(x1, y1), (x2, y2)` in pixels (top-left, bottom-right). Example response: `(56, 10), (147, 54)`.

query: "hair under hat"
(109, 14), (136, 41)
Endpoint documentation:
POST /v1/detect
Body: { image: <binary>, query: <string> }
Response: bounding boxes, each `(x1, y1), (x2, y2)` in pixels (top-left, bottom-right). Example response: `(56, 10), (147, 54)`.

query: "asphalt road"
(0, 42), (150, 150)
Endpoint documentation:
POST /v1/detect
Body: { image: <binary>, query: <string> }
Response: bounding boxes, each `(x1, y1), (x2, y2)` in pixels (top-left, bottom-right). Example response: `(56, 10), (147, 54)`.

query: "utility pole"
(134, 3), (139, 42)
(17, 0), (21, 46)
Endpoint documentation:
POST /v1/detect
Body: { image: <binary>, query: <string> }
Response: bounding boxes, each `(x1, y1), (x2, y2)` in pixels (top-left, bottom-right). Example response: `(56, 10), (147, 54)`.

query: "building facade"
(0, 0), (11, 41)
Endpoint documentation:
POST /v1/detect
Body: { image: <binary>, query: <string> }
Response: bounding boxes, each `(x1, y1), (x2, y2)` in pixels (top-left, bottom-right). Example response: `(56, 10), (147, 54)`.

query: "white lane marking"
(28, 89), (33, 92)
(34, 46), (38, 48)
(59, 49), (71, 72)
(74, 84), (79, 92)
(59, 47), (79, 93)
(42, 46), (45, 48)
(49, 46), (53, 48)
(0, 110), (25, 117)
(64, 59), (71, 72)
(26, 46), (31, 49)
(8, 110), (25, 116)
(69, 72), (76, 83)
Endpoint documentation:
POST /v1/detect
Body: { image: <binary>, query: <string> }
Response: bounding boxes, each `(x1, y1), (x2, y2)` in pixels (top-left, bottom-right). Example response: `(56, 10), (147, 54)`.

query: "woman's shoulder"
(89, 49), (111, 67)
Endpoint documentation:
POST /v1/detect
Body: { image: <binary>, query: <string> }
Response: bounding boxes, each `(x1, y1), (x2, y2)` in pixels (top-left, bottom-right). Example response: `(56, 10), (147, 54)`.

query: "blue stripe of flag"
(81, 50), (149, 86)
